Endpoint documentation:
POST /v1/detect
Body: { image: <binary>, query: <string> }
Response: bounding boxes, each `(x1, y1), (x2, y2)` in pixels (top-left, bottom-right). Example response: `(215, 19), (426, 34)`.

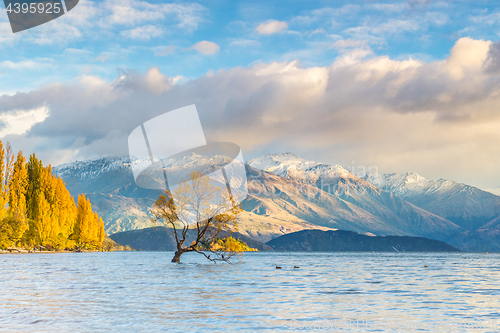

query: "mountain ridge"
(249, 153), (500, 231)
(363, 170), (500, 230)
(53, 153), (500, 251)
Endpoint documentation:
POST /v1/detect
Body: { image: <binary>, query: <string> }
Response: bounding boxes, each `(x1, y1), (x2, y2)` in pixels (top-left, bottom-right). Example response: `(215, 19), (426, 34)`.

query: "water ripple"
(0, 252), (499, 332)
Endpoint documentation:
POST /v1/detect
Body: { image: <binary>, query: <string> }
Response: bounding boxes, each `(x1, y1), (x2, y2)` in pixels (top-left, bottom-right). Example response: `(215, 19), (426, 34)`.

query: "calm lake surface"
(0, 252), (499, 332)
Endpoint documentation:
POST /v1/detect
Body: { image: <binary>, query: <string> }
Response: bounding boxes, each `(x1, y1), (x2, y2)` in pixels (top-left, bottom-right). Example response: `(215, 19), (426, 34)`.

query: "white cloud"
(445, 37), (491, 80)
(0, 22), (18, 44)
(0, 59), (54, 70)
(345, 18), (420, 37)
(309, 5), (361, 20)
(120, 25), (164, 40)
(470, 12), (500, 25)
(0, 60), (40, 70)
(330, 39), (368, 49)
(255, 20), (288, 35)
(99, 0), (206, 31)
(229, 39), (260, 47)
(0, 106), (49, 137)
(102, 0), (164, 26)
(309, 28), (325, 36)
(114, 67), (178, 94)
(63, 48), (92, 57)
(191, 41), (220, 55)
(0, 0), (206, 46)
(365, 3), (407, 12)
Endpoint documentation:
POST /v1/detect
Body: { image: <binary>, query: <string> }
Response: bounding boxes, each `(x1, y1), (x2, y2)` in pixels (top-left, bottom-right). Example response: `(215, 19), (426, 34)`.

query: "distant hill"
(266, 230), (460, 252)
(109, 226), (274, 251)
(103, 235), (133, 251)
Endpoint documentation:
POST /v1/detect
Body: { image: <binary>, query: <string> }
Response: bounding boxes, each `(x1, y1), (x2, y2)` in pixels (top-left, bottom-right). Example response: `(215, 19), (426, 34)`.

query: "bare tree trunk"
(172, 250), (184, 263)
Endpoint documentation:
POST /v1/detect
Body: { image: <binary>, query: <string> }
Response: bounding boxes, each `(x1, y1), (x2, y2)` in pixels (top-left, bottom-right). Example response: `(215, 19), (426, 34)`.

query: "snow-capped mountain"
(248, 153), (460, 240)
(364, 171), (434, 196)
(53, 156), (133, 181)
(249, 153), (500, 231)
(244, 164), (459, 242)
(52, 153), (240, 234)
(53, 152), (500, 250)
(363, 171), (500, 230)
(53, 154), (233, 184)
(248, 152), (352, 181)
(53, 156), (163, 234)
(54, 154), (331, 238)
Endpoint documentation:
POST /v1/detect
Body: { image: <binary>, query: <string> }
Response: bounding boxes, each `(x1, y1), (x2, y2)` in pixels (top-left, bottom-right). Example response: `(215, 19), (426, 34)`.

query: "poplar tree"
(8, 151), (28, 220)
(0, 139), (106, 250)
(74, 194), (100, 247)
(34, 192), (53, 245)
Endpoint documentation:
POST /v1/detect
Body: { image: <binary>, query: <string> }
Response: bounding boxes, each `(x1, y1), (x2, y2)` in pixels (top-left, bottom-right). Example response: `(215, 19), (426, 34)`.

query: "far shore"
(0, 249), (120, 254)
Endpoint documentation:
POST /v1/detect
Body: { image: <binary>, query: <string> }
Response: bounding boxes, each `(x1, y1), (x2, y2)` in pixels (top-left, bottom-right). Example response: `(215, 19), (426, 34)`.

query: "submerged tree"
(152, 171), (243, 263)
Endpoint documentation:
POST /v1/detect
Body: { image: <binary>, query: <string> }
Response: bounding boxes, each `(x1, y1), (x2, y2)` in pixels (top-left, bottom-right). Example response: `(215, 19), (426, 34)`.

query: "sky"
(1, 0), (500, 189)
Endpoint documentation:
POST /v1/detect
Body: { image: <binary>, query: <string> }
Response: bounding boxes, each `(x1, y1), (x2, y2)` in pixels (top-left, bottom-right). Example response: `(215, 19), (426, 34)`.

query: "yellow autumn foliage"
(0, 140), (105, 250)
(210, 236), (258, 252)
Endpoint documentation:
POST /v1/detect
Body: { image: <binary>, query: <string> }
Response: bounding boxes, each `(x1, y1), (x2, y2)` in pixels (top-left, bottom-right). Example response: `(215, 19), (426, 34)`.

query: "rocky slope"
(247, 154), (460, 241)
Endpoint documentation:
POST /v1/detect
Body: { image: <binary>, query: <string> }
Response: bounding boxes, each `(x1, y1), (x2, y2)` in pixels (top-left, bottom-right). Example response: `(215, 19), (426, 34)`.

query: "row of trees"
(0, 140), (105, 250)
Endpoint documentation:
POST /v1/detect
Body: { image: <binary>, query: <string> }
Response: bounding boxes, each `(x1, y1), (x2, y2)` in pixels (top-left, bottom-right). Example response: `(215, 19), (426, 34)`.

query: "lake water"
(0, 252), (499, 332)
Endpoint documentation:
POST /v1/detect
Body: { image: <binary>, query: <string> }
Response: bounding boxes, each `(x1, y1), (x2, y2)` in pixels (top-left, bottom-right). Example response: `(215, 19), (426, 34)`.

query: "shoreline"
(0, 249), (119, 254)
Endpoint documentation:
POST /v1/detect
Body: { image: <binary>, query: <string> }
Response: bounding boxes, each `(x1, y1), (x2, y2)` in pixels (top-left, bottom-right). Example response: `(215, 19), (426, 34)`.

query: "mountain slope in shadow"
(266, 229), (460, 252)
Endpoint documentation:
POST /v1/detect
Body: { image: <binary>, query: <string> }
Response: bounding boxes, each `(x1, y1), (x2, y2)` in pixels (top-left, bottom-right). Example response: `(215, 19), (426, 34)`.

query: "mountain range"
(364, 171), (500, 230)
(53, 152), (500, 251)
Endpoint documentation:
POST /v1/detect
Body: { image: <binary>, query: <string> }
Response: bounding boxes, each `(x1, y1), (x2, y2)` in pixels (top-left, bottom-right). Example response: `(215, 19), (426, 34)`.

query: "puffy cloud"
(445, 37), (491, 80)
(1, 38), (500, 187)
(114, 67), (178, 94)
(0, 107), (49, 137)
(255, 20), (288, 35)
(191, 41), (220, 55)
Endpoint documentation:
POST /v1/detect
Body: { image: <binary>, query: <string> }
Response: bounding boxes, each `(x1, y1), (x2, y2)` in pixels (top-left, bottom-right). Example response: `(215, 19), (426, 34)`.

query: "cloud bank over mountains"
(1, 37), (500, 188)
